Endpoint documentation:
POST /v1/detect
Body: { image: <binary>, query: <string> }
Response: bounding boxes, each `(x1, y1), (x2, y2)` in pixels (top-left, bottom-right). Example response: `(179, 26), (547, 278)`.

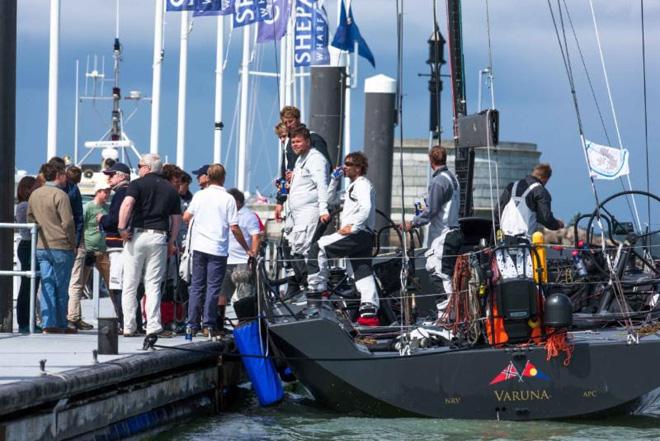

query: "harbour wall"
(0, 340), (240, 440)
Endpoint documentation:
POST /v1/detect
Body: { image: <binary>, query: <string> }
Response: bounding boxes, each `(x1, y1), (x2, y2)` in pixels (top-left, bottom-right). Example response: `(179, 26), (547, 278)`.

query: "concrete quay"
(0, 299), (241, 440)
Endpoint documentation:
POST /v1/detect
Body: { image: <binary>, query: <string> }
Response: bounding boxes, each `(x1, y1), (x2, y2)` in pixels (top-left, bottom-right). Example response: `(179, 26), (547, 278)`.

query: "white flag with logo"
(585, 139), (629, 180)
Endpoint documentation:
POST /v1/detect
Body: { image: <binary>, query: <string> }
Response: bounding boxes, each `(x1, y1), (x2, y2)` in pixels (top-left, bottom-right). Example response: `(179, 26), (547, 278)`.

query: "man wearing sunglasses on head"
(306, 151), (380, 327)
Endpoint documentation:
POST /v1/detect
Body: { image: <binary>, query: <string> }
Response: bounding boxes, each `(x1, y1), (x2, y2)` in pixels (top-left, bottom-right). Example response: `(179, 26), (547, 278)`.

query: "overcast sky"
(15, 0), (660, 224)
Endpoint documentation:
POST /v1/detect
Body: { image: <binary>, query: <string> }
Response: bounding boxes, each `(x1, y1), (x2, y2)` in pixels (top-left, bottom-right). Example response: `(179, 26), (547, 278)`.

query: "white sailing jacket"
(288, 148), (330, 226)
(339, 176), (376, 233)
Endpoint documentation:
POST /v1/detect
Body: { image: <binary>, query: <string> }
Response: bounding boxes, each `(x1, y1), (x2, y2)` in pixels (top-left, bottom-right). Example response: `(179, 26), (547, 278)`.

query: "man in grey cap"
(98, 162), (132, 332)
(192, 164), (210, 190)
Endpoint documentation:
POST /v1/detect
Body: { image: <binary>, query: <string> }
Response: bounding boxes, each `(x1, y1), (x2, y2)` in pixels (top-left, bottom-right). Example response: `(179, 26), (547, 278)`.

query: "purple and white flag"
(193, 0), (234, 16)
(233, 0), (270, 27)
(257, 0), (290, 43)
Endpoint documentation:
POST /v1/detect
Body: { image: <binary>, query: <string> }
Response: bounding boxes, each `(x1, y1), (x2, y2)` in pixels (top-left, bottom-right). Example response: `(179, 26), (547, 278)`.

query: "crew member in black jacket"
(499, 163), (564, 238)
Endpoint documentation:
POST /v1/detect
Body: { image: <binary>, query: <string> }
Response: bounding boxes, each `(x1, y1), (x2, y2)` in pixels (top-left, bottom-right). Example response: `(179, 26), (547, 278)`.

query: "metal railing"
(0, 222), (39, 334)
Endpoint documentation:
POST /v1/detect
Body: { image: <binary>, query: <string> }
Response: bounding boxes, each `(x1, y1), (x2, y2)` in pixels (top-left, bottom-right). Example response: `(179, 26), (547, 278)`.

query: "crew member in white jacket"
(307, 152), (380, 327)
(284, 126), (330, 287)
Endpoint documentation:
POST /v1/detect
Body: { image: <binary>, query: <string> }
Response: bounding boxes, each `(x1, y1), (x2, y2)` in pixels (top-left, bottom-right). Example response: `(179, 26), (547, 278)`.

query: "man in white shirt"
(307, 152), (380, 327)
(219, 188), (262, 324)
(284, 126), (330, 292)
(182, 164), (252, 336)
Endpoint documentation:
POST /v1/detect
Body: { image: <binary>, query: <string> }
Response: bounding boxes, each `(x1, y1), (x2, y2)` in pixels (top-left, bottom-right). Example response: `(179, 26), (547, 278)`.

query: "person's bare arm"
(231, 225), (253, 256)
(168, 214), (181, 256)
(250, 233), (261, 256)
(118, 196), (135, 240)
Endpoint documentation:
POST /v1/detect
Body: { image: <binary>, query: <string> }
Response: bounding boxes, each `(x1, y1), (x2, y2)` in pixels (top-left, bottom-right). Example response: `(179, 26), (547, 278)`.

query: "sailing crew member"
(275, 106), (331, 221)
(285, 126), (330, 291)
(404, 146), (463, 314)
(307, 152), (380, 326)
(498, 163), (564, 238)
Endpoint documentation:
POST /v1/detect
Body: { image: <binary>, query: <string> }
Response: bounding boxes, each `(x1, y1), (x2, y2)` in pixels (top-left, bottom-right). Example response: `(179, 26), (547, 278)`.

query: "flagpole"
(47, 0), (60, 160)
(285, 9), (295, 105)
(150, 0), (165, 154)
(299, 67), (306, 122)
(237, 24), (251, 191)
(279, 35), (286, 107)
(176, 10), (189, 168)
(344, 49), (352, 156)
(213, 14), (224, 163)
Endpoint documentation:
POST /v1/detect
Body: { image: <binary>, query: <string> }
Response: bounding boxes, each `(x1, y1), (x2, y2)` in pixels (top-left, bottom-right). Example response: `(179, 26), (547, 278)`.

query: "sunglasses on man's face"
(344, 162), (354, 167)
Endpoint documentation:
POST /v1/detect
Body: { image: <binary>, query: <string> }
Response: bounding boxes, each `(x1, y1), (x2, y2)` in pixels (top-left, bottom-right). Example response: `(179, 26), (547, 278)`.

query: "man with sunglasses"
(117, 154), (182, 338)
(306, 152), (380, 327)
(404, 145), (463, 318)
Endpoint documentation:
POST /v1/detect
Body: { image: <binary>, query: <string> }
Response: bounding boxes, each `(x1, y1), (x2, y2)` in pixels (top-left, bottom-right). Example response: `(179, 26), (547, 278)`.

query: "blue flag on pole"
(233, 0), (270, 27)
(167, 0), (195, 11)
(193, 0), (234, 16)
(257, 0), (290, 43)
(331, 0), (375, 67)
(294, 0), (330, 67)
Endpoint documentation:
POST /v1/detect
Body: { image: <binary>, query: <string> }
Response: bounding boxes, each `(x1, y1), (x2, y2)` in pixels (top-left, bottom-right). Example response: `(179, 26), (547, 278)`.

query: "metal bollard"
(98, 318), (119, 355)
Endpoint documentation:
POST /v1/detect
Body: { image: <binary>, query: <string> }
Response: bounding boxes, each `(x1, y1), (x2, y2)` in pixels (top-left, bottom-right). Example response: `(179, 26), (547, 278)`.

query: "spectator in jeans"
(67, 181), (112, 330)
(27, 163), (77, 334)
(118, 154), (181, 338)
(15, 175), (40, 333)
(183, 164), (251, 337)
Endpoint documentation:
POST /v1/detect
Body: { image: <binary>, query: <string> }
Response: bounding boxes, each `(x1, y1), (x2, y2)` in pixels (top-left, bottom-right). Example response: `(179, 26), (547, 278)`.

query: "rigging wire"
(640, 0), (651, 232)
(482, 0), (499, 239)
(561, 1), (635, 226)
(395, 0), (410, 353)
(560, 0), (611, 146)
(548, 0), (633, 332)
(587, 0), (643, 234)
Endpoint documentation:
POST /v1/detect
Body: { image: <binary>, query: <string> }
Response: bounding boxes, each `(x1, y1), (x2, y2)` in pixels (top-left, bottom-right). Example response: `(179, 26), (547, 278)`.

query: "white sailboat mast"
(237, 24), (251, 191)
(213, 15), (224, 164)
(176, 10), (189, 168)
(47, 0), (60, 160)
(150, 0), (165, 154)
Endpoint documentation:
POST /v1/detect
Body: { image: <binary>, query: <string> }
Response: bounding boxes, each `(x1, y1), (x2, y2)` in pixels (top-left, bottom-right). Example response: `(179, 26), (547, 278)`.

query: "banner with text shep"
(257, 0), (290, 43)
(233, 0), (270, 27)
(294, 0), (329, 67)
(167, 0), (195, 11)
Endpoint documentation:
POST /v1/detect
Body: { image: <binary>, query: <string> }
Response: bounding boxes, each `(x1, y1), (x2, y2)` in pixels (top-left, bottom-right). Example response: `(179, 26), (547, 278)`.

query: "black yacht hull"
(268, 317), (660, 420)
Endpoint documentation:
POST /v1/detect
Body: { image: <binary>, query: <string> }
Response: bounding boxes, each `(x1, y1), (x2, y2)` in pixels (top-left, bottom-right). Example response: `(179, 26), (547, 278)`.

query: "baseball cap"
(103, 162), (131, 175)
(192, 164), (210, 176)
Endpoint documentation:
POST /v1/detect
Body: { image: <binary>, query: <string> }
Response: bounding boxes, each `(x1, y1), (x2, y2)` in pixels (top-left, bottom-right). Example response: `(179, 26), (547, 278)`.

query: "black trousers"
(17, 240), (39, 329)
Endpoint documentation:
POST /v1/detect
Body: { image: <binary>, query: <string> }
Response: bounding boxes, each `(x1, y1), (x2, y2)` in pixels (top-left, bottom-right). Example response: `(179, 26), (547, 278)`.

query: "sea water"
(154, 386), (660, 440)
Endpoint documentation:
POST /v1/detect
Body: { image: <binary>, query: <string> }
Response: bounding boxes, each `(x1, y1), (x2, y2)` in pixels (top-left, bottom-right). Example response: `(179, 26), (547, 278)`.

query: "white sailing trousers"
(121, 231), (167, 334)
